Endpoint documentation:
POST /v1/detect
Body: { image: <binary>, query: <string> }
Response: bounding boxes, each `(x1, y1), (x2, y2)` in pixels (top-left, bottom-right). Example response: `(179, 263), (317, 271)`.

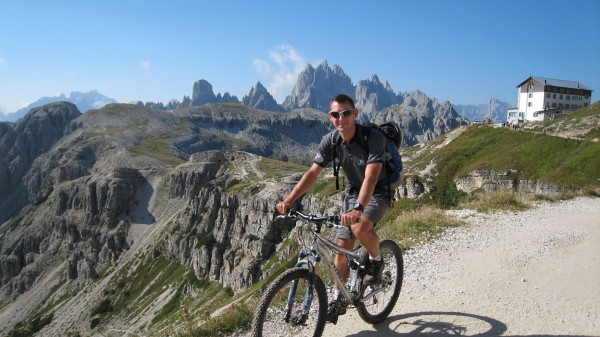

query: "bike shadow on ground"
(343, 311), (594, 337)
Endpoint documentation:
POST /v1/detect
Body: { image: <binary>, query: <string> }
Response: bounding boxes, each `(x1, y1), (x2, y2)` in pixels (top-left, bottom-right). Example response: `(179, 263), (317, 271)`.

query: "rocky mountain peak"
(0, 91), (115, 122)
(242, 81), (284, 112)
(282, 60), (354, 111)
(0, 101), (81, 219)
(191, 79), (240, 106)
(191, 79), (217, 105)
(355, 74), (399, 115)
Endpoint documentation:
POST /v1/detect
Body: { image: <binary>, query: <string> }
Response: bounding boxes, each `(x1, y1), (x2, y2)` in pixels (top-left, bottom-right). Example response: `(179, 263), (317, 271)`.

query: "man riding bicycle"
(276, 93), (394, 322)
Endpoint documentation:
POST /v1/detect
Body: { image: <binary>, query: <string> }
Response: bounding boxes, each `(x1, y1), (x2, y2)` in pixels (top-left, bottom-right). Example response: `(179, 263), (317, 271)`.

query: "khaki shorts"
(336, 191), (390, 240)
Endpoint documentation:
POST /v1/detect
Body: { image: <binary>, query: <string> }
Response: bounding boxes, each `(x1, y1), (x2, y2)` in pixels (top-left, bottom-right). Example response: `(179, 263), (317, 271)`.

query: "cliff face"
(160, 151), (301, 292)
(372, 92), (468, 146)
(455, 169), (563, 196)
(0, 164), (143, 299)
(0, 102), (81, 218)
(0, 102), (336, 336)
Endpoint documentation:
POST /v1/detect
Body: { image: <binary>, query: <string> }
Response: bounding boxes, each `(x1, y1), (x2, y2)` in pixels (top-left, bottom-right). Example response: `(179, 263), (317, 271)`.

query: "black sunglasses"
(328, 109), (354, 118)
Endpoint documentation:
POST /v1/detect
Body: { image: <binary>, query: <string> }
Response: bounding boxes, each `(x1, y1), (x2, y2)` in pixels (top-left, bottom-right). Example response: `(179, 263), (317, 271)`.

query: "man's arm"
(276, 163), (324, 214)
(341, 162), (382, 225)
(357, 162), (382, 208)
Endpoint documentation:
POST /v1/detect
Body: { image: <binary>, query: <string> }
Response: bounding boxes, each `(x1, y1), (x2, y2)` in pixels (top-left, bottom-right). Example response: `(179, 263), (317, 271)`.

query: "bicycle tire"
(251, 267), (328, 337)
(356, 239), (403, 324)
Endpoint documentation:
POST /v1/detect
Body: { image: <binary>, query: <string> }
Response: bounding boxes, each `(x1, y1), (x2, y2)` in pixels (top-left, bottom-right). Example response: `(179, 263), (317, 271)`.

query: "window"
(533, 112), (539, 117)
(553, 94), (556, 99)
(566, 95), (570, 100)
(528, 93), (533, 98)
(560, 95), (563, 99)
(552, 103), (557, 108)
(528, 102), (533, 107)
(546, 93), (551, 98)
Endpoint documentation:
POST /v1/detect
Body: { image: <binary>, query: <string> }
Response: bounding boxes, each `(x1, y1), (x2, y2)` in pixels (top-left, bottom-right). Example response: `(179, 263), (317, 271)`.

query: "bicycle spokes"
(356, 240), (404, 324)
(253, 268), (327, 337)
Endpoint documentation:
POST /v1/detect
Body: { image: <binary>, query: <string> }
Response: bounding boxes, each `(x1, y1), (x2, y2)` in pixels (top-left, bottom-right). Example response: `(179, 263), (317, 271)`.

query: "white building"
(506, 76), (592, 124)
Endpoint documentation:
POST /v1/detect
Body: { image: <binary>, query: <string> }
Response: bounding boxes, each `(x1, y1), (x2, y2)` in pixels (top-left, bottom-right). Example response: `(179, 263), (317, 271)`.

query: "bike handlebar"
(276, 209), (341, 228)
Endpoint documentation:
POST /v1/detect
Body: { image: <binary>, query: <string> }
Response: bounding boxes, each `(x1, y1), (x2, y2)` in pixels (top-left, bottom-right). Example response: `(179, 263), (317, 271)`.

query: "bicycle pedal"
(326, 310), (339, 324)
(291, 313), (308, 325)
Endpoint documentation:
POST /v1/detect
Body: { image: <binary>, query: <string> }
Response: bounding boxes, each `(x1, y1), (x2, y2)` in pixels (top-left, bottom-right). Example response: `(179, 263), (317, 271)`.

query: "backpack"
(331, 122), (404, 204)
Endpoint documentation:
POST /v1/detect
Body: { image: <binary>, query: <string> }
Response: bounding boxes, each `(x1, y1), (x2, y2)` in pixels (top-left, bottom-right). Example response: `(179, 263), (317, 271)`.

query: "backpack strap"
(360, 123), (394, 207)
(331, 131), (343, 190)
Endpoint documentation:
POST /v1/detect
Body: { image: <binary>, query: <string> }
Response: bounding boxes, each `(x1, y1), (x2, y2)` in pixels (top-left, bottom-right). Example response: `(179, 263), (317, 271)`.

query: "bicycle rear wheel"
(357, 239), (403, 324)
(252, 267), (327, 337)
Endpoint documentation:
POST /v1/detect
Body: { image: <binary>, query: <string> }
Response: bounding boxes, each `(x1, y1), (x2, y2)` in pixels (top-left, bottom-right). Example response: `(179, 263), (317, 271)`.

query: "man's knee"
(352, 219), (375, 239)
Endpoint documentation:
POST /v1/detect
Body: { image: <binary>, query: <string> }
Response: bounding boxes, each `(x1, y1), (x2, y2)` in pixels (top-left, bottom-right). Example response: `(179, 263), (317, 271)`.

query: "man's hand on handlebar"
(276, 201), (292, 215)
(341, 209), (362, 226)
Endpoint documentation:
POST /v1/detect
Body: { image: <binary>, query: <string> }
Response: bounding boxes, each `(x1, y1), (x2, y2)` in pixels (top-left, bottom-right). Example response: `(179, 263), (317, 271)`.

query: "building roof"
(517, 76), (592, 91)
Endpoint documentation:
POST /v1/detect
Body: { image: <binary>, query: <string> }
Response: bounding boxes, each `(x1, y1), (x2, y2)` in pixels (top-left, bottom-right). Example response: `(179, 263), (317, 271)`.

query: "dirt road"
(324, 197), (600, 337)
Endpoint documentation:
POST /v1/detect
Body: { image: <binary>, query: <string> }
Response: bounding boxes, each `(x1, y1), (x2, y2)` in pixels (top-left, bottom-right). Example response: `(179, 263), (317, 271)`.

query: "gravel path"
(323, 196), (600, 337)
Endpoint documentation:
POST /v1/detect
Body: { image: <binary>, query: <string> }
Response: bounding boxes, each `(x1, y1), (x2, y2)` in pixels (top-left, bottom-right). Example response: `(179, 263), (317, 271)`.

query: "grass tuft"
(177, 303), (253, 337)
(378, 201), (463, 249)
(461, 192), (530, 212)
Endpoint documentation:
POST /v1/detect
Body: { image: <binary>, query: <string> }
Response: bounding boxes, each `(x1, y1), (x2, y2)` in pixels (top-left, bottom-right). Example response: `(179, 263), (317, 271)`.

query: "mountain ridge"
(452, 98), (513, 123)
(1, 90), (116, 122)
(1, 61), (512, 123)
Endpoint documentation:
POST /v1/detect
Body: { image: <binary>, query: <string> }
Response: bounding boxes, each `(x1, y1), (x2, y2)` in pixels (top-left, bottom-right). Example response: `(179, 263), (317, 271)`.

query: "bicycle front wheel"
(357, 239), (403, 324)
(251, 267), (327, 337)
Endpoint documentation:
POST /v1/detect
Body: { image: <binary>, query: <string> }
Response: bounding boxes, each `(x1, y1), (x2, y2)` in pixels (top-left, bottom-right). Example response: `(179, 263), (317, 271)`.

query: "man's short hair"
(331, 94), (355, 109)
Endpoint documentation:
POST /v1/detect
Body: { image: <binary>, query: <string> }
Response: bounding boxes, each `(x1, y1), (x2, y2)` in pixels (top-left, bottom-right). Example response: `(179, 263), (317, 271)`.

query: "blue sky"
(1, 0), (599, 114)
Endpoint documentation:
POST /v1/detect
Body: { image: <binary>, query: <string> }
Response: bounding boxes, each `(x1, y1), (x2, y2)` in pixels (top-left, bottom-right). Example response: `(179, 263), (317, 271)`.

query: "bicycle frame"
(286, 211), (364, 310)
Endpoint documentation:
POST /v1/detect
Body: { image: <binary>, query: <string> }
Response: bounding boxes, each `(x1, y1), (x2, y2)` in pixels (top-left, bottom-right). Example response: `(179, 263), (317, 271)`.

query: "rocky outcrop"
(282, 61), (354, 111)
(399, 176), (428, 199)
(355, 75), (400, 116)
(372, 92), (468, 146)
(0, 102), (81, 220)
(217, 92), (239, 103)
(160, 151), (304, 292)
(243, 82), (284, 112)
(178, 104), (330, 164)
(191, 79), (240, 106)
(455, 169), (563, 196)
(191, 79), (217, 106)
(0, 165), (141, 298)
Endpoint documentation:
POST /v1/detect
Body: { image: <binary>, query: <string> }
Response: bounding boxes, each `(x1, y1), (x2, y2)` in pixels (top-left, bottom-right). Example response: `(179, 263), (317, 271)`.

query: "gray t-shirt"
(313, 124), (390, 190)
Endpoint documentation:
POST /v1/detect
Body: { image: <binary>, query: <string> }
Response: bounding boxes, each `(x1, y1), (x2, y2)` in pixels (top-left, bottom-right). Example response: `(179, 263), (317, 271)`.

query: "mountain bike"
(251, 209), (403, 337)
